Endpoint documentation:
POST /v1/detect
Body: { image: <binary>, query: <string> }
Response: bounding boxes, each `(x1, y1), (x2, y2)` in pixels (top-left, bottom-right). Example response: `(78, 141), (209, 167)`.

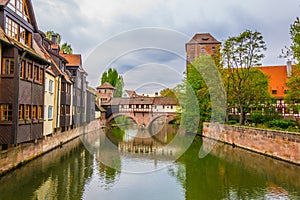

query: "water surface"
(0, 125), (299, 200)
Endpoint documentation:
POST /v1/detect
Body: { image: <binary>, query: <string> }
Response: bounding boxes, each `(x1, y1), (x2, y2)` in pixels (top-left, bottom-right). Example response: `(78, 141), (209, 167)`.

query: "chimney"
(51, 34), (58, 45)
(155, 92), (159, 97)
(287, 60), (292, 78)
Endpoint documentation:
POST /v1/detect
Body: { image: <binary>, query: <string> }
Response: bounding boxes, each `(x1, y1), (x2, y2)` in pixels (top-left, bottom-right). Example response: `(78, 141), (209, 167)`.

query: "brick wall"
(202, 122), (300, 165)
(0, 120), (103, 176)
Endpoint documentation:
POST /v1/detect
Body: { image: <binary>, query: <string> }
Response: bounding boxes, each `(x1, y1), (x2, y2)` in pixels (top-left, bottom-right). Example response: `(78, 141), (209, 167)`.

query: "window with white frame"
(49, 80), (54, 94)
(48, 106), (53, 120)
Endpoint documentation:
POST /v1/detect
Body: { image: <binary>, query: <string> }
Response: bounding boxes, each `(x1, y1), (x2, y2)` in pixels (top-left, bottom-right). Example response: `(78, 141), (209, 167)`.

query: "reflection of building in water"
(33, 177), (58, 200)
(117, 125), (182, 160)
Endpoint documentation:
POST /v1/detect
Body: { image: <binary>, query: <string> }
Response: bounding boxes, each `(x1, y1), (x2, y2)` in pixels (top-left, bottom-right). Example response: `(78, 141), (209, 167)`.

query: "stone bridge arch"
(107, 113), (138, 126)
(106, 112), (177, 128)
(148, 114), (176, 128)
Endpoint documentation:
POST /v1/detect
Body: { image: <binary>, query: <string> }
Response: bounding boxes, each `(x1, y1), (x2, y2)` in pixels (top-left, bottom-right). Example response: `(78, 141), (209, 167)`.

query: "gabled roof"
(1, 0), (39, 31)
(124, 90), (139, 97)
(255, 65), (289, 99)
(60, 53), (82, 67)
(97, 82), (115, 89)
(187, 33), (221, 45)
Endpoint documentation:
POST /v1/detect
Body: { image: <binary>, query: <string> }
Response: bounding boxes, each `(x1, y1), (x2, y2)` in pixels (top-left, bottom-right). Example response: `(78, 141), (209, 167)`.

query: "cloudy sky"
(32, 0), (300, 93)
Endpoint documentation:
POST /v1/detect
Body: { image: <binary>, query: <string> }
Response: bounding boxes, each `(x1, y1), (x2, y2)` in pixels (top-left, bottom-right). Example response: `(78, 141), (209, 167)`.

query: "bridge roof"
(111, 97), (155, 105)
(153, 97), (178, 105)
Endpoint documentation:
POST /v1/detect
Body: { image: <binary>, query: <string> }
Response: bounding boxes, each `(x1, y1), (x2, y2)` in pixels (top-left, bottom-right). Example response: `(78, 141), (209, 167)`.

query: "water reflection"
(81, 124), (193, 174)
(0, 138), (94, 200)
(0, 125), (299, 200)
(171, 137), (300, 200)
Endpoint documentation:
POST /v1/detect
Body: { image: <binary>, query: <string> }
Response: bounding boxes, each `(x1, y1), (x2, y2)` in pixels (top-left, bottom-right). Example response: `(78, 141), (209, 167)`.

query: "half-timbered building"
(0, 0), (50, 146)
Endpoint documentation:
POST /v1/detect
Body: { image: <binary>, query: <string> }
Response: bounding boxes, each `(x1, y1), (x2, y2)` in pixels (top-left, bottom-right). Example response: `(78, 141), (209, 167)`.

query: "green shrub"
(249, 111), (264, 124)
(267, 119), (297, 129)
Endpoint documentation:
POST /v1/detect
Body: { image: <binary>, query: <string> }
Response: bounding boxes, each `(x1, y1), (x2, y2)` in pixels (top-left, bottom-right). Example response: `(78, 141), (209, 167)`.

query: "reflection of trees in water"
(0, 139), (94, 200)
(97, 162), (121, 191)
(81, 129), (122, 191)
(169, 137), (300, 200)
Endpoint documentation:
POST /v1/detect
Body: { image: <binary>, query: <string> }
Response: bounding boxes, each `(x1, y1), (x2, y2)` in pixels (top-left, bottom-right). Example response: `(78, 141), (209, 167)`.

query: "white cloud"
(32, 0), (300, 90)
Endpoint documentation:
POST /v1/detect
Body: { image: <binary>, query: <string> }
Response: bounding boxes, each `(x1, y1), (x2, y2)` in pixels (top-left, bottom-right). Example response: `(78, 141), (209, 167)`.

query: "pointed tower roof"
(187, 33), (221, 45)
(96, 82), (115, 90)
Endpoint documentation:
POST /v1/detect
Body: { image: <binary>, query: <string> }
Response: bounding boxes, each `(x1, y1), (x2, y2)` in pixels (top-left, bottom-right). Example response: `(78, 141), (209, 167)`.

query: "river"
(0, 124), (299, 200)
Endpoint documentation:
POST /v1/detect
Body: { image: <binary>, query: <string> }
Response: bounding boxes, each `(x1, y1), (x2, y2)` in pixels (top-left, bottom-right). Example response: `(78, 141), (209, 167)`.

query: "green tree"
(61, 42), (73, 54)
(101, 68), (124, 97)
(178, 55), (225, 133)
(222, 30), (267, 125)
(290, 17), (300, 60)
(45, 30), (73, 54)
(45, 31), (61, 44)
(226, 69), (271, 118)
(284, 18), (300, 103)
(160, 88), (176, 99)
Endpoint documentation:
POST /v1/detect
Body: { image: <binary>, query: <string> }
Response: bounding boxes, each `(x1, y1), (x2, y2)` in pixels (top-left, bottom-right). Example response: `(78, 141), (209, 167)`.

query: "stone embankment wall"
(202, 123), (300, 165)
(0, 120), (104, 176)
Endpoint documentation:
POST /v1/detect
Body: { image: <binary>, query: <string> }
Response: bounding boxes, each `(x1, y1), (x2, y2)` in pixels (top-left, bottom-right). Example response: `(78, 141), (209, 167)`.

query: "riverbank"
(202, 122), (300, 165)
(0, 120), (104, 176)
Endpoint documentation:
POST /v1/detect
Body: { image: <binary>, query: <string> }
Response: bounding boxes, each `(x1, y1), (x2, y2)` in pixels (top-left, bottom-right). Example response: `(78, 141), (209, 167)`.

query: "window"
(62, 83), (65, 92)
(8, 0), (31, 22)
(26, 63), (33, 79)
(34, 65), (39, 81)
(38, 106), (43, 119)
(25, 105), (31, 119)
(39, 68), (44, 84)
(163, 105), (165, 109)
(48, 106), (53, 120)
(49, 80), (54, 94)
(32, 105), (37, 119)
(19, 104), (24, 120)
(19, 27), (31, 47)
(201, 47), (205, 54)
(0, 104), (12, 121)
(284, 90), (289, 94)
(5, 17), (19, 40)
(212, 47), (216, 53)
(66, 105), (70, 115)
(272, 90), (277, 94)
(1, 58), (14, 75)
(20, 60), (25, 79)
(61, 105), (65, 115)
(171, 106), (173, 109)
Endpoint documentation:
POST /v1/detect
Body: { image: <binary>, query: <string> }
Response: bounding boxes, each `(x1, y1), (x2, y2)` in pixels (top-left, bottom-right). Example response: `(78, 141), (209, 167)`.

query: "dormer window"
(8, 0), (31, 23)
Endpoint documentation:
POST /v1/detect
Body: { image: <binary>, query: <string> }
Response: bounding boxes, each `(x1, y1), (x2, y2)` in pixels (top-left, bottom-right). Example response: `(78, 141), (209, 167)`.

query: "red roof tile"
(97, 82), (115, 89)
(255, 66), (289, 99)
(60, 53), (82, 67)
